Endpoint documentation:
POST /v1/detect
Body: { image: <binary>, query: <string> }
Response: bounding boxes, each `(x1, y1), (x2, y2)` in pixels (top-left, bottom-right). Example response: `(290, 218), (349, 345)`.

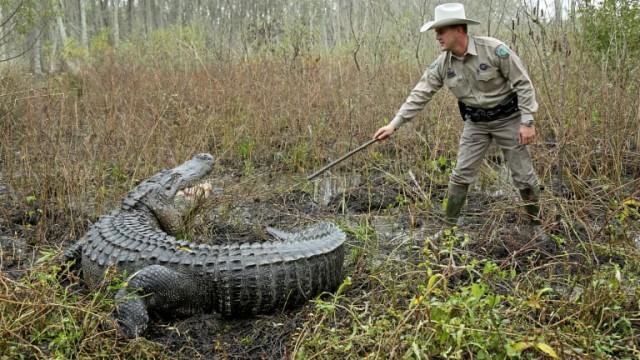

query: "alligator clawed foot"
(114, 291), (150, 338)
(114, 264), (193, 337)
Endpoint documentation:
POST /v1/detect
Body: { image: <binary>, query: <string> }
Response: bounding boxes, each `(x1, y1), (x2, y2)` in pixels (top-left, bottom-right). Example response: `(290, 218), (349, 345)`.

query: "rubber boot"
(428, 183), (469, 244)
(519, 186), (550, 243)
(519, 186), (541, 225)
(445, 182), (469, 225)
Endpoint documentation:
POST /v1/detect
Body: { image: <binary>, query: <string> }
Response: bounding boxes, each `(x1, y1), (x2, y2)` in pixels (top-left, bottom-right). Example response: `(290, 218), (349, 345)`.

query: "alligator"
(64, 153), (346, 338)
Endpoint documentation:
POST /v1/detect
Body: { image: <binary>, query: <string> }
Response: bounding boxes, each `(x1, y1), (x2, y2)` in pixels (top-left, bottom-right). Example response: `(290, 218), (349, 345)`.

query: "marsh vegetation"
(1, 0), (639, 358)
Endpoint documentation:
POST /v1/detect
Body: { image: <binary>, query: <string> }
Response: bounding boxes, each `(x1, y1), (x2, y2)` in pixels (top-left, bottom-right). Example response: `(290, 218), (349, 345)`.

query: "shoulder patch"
(429, 59), (438, 69)
(495, 45), (509, 58)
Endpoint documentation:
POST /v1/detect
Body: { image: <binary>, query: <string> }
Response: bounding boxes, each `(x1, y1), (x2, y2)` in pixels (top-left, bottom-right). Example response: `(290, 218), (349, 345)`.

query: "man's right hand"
(373, 124), (396, 140)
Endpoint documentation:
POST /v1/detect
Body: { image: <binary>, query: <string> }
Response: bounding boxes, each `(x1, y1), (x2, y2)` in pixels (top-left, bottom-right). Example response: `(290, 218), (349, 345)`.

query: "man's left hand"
(518, 125), (536, 145)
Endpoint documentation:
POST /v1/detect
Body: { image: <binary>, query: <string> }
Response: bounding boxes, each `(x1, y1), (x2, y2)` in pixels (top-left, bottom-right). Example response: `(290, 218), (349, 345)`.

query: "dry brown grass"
(0, 28), (639, 357)
(0, 54), (461, 242)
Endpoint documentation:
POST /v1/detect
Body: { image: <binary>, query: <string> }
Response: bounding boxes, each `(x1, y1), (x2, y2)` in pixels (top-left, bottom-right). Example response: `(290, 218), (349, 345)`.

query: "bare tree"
(143, 0), (152, 37)
(111, 0), (119, 48)
(0, 1), (50, 63)
(127, 0), (134, 36)
(79, 0), (88, 56)
(554, 0), (562, 22)
(54, 0), (79, 74)
(48, 22), (58, 73)
(0, 5), (4, 60)
(151, 0), (159, 30)
(176, 0), (183, 26)
(30, 29), (42, 74)
(55, 0), (69, 45)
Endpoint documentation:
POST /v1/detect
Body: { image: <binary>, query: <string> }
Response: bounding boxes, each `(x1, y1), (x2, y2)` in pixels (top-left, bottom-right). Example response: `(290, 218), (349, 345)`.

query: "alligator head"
(121, 153), (215, 234)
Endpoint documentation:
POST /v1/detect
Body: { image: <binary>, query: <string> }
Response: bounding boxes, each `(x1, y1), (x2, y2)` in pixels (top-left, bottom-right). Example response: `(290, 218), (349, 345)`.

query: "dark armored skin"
(65, 154), (346, 337)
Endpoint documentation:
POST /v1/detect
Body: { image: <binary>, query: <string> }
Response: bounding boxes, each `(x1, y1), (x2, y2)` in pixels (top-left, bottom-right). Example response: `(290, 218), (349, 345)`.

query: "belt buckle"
(476, 109), (487, 121)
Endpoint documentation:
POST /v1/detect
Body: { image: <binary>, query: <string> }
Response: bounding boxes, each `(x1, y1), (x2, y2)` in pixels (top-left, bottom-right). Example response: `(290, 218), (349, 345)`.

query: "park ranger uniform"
(389, 35), (542, 225)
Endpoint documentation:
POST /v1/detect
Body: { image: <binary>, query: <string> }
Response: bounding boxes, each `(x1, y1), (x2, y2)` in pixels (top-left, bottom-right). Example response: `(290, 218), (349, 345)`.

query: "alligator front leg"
(114, 265), (198, 338)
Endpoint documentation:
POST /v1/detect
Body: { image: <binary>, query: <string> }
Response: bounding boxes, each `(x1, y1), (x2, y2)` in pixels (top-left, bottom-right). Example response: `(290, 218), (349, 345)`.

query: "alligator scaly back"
(65, 153), (346, 337)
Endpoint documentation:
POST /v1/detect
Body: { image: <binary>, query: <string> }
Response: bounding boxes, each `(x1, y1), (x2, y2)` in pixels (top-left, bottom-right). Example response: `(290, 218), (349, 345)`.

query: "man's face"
(435, 26), (462, 51)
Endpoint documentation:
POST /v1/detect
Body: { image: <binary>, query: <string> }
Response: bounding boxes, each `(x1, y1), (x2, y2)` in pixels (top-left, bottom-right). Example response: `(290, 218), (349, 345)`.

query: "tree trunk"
(55, 0), (80, 75)
(144, 0), (152, 37)
(92, 0), (102, 32)
(111, 0), (119, 48)
(56, 0), (69, 44)
(79, 0), (89, 57)
(177, 0), (183, 26)
(151, 0), (159, 29)
(49, 23), (58, 73)
(0, 6), (5, 61)
(31, 31), (42, 74)
(554, 0), (562, 22)
(127, 0), (134, 36)
(101, 0), (110, 29)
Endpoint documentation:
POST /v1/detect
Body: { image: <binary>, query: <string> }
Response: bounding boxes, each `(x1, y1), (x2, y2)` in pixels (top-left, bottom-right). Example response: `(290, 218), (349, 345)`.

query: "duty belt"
(458, 93), (519, 122)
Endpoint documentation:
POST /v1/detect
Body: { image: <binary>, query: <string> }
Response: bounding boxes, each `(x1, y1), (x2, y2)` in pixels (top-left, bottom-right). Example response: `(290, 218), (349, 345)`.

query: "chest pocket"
(475, 68), (503, 92)
(445, 75), (470, 99)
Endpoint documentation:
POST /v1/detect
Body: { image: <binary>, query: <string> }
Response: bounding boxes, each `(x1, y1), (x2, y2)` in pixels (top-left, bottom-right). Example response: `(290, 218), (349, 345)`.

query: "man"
(374, 3), (543, 234)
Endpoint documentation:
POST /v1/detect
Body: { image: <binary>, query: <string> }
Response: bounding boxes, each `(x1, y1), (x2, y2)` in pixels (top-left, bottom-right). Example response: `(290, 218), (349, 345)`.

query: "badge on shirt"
(495, 45), (509, 58)
(446, 68), (456, 78)
(479, 63), (489, 71)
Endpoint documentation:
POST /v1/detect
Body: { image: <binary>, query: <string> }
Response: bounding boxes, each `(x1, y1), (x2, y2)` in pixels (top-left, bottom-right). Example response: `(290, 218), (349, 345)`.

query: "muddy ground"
(1, 165), (639, 359)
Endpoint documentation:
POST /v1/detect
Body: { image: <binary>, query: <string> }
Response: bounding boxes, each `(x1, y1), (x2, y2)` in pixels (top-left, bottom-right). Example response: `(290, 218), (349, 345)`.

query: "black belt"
(458, 93), (519, 122)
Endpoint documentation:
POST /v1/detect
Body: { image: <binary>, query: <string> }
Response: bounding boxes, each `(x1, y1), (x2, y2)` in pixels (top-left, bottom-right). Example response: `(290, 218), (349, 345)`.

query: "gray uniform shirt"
(390, 35), (538, 128)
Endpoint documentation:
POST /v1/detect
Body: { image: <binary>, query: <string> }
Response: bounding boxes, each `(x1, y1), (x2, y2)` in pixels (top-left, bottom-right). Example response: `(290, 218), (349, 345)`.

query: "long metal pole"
(307, 138), (380, 180)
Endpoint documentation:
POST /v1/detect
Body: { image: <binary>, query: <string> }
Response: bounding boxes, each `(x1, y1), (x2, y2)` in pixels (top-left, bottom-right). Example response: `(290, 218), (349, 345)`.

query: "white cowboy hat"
(420, 3), (480, 32)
